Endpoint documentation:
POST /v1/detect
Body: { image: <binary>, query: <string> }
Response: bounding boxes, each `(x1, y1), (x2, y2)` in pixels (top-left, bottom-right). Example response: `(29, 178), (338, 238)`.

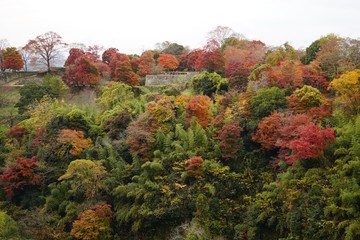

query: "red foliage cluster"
(303, 61), (329, 91)
(102, 47), (119, 65)
(0, 156), (41, 198)
(252, 112), (283, 150)
(308, 100), (333, 121)
(195, 40), (225, 73)
(109, 53), (140, 85)
(94, 61), (110, 77)
(85, 45), (103, 62)
(286, 125), (335, 165)
(184, 49), (204, 71)
(138, 50), (155, 76)
(216, 122), (243, 160)
(225, 62), (251, 91)
(185, 156), (204, 176)
(65, 48), (85, 66)
(224, 41), (265, 68)
(62, 55), (100, 87)
(6, 125), (27, 144)
(253, 112), (335, 166)
(32, 127), (45, 149)
(268, 60), (304, 89)
(130, 57), (141, 73)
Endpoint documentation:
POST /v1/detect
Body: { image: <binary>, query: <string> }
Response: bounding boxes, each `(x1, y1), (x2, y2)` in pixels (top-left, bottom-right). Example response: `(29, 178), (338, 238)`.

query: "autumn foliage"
(185, 156), (204, 176)
(195, 40), (225, 73)
(102, 47), (118, 65)
(6, 125), (27, 144)
(126, 114), (153, 161)
(329, 69), (360, 114)
(253, 112), (335, 165)
(186, 95), (212, 127)
(268, 60), (304, 89)
(138, 50), (155, 76)
(62, 55), (100, 87)
(285, 124), (335, 165)
(288, 85), (324, 113)
(109, 53), (140, 85)
(0, 157), (41, 198)
(252, 112), (283, 150)
(71, 203), (112, 240)
(184, 49), (204, 71)
(3, 47), (24, 71)
(224, 40), (266, 90)
(57, 129), (92, 156)
(216, 122), (243, 160)
(157, 54), (179, 71)
(64, 48), (85, 66)
(2, 28), (359, 240)
(24, 31), (67, 71)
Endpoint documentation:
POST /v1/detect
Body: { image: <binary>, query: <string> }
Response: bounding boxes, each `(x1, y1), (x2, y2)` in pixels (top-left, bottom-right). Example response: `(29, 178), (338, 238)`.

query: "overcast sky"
(2, 0), (359, 54)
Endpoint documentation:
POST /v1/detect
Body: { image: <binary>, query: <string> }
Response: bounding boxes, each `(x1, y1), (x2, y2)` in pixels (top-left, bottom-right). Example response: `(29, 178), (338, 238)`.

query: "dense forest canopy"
(1, 27), (360, 239)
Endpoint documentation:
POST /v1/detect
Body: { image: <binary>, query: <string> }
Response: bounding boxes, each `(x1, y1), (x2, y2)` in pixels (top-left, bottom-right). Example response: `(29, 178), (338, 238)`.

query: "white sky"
(2, 0), (359, 54)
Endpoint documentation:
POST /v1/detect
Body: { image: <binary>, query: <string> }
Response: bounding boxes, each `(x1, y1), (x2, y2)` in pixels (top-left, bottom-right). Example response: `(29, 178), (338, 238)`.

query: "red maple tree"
(62, 55), (100, 87)
(64, 48), (85, 66)
(138, 50), (155, 76)
(0, 156), (41, 198)
(102, 47), (119, 65)
(253, 112), (335, 166)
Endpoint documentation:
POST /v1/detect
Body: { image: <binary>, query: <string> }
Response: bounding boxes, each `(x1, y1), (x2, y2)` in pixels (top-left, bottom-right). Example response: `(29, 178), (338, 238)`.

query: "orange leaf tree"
(57, 129), (92, 156)
(157, 53), (179, 71)
(185, 156), (204, 176)
(109, 53), (140, 85)
(186, 95), (212, 127)
(138, 50), (155, 76)
(3, 47), (24, 71)
(71, 203), (112, 240)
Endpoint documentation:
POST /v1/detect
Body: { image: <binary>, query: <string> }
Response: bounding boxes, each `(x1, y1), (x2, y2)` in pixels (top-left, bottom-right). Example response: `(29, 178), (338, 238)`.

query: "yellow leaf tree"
(329, 69), (360, 114)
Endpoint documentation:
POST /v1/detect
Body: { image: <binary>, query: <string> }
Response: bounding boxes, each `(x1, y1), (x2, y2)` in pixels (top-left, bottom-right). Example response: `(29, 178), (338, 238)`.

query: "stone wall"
(145, 72), (199, 86)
